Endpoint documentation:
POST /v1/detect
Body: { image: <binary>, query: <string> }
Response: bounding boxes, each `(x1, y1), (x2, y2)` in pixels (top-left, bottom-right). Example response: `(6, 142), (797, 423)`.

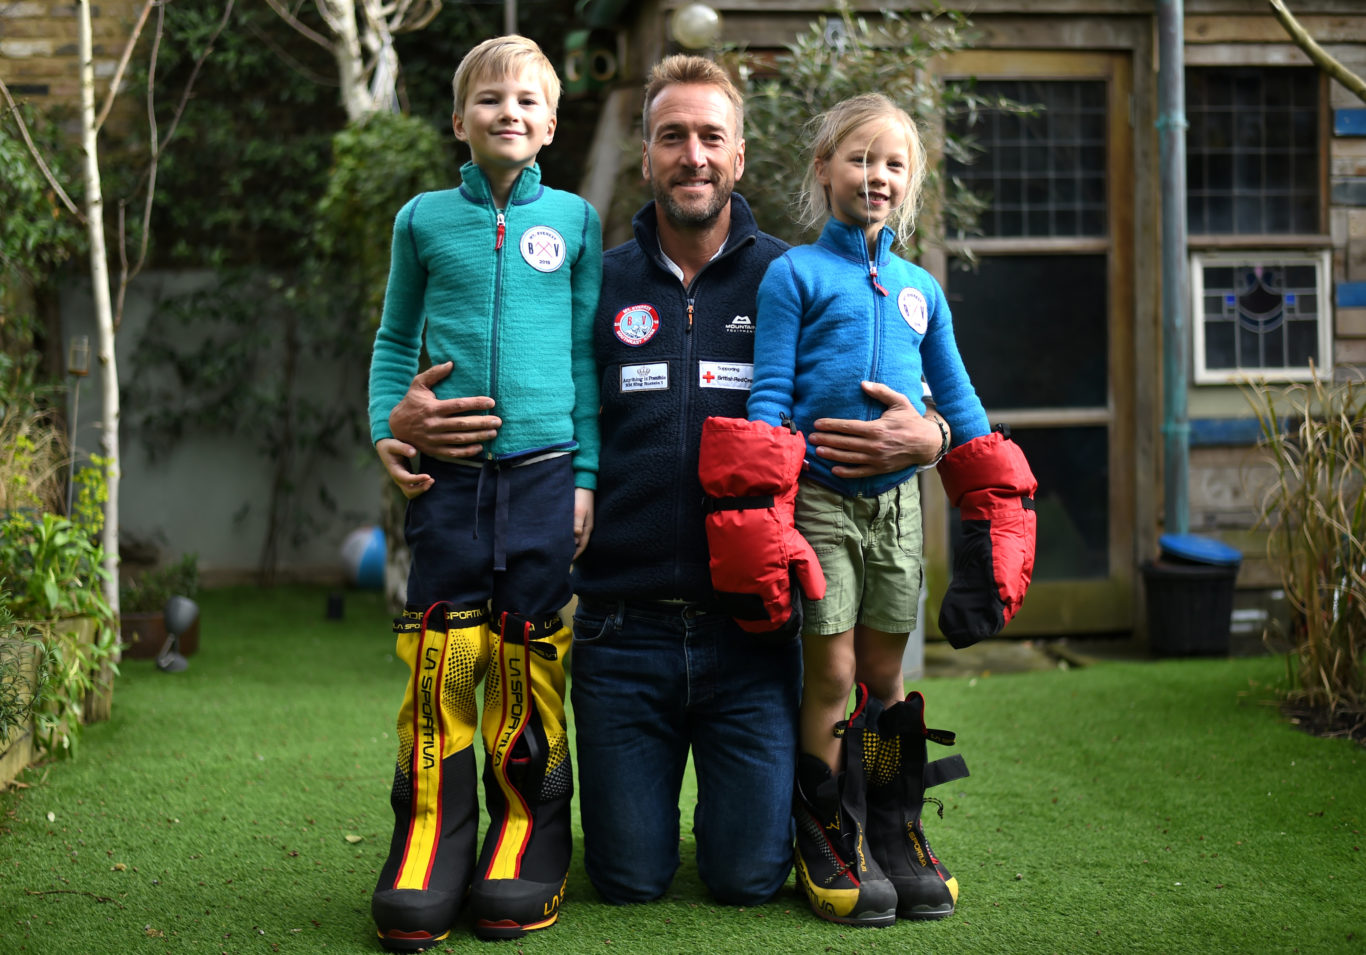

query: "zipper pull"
(495, 211), (505, 250)
(687, 299), (695, 332)
(869, 263), (889, 297)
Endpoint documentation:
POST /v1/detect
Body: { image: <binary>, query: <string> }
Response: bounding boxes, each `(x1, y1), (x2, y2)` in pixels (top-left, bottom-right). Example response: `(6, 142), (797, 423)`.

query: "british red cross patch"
(613, 303), (660, 346)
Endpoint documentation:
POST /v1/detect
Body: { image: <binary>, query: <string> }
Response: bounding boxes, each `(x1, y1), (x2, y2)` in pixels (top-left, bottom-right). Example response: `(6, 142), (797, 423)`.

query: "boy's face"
(453, 69), (556, 173)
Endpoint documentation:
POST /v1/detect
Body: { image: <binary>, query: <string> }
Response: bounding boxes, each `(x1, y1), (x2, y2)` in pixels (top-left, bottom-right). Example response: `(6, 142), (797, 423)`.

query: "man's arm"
(387, 361), (502, 460)
(807, 381), (948, 478)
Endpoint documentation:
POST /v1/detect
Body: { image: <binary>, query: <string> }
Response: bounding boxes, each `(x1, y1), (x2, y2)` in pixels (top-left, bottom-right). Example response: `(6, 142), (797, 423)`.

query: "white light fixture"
(671, 2), (721, 50)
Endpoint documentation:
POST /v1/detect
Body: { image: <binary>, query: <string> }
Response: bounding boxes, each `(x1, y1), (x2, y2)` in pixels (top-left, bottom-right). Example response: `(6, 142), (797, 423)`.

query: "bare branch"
(1268, 0), (1366, 104)
(94, 0), (156, 134)
(0, 78), (85, 223)
(263, 0), (334, 51)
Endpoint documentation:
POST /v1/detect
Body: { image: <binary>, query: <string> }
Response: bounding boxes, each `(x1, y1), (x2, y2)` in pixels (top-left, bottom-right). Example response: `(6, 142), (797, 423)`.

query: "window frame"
(1190, 248), (1333, 384)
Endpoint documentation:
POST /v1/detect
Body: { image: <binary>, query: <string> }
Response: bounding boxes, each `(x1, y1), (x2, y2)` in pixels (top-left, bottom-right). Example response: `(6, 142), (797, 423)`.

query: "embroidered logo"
(898, 287), (929, 335)
(698, 361), (753, 391)
(725, 315), (755, 334)
(613, 304), (660, 346)
(520, 226), (566, 272)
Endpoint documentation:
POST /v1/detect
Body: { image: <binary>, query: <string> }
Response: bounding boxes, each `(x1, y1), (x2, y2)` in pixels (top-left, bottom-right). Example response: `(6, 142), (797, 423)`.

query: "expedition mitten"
(699, 415), (825, 640)
(937, 425), (1038, 646)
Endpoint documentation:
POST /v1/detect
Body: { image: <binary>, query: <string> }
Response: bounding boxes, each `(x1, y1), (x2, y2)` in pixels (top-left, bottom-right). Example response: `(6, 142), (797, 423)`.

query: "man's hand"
(572, 487), (594, 560)
(808, 381), (947, 478)
(388, 361), (501, 460)
(376, 438), (434, 499)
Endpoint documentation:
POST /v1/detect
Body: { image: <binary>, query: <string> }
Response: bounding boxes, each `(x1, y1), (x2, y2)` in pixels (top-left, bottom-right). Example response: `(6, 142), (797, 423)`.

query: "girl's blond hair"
(452, 35), (561, 118)
(795, 93), (927, 246)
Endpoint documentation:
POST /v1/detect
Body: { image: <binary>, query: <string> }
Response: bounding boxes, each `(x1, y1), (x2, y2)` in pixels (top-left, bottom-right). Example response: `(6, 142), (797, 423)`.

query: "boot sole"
(472, 912), (559, 940)
(376, 927), (452, 951)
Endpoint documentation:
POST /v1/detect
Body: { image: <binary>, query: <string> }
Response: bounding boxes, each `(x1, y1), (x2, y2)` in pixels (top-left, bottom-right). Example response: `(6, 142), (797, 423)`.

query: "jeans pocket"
(572, 607), (615, 644)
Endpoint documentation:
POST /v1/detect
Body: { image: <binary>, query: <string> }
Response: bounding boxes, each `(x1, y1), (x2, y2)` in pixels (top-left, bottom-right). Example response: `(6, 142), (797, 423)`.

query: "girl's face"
(815, 119), (912, 249)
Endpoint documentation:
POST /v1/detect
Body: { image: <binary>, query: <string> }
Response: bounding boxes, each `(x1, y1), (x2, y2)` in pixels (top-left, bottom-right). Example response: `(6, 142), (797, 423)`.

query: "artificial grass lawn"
(1, 585), (1363, 954)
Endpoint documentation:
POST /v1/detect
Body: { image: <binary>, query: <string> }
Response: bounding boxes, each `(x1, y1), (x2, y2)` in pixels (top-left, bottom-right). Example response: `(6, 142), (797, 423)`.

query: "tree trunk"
(78, 0), (121, 617)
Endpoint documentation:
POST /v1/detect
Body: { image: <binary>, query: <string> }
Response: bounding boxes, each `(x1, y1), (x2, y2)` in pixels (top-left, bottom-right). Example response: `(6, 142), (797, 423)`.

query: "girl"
(748, 93), (986, 927)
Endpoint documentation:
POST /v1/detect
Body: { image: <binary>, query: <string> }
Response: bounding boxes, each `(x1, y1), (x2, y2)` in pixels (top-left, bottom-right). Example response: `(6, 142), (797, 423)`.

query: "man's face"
(642, 83), (745, 228)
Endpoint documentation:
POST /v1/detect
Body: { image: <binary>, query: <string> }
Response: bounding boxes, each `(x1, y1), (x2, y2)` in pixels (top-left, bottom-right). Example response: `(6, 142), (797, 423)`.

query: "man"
(377, 55), (948, 907)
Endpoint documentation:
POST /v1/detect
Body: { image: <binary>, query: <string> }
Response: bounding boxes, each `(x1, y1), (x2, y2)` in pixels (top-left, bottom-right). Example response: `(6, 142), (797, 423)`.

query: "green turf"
(2, 585), (1363, 953)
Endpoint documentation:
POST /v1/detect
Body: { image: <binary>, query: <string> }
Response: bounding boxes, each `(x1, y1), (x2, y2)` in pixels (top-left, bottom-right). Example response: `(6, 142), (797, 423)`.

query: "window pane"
(947, 79), (1108, 238)
(1186, 67), (1319, 235)
(1198, 257), (1324, 374)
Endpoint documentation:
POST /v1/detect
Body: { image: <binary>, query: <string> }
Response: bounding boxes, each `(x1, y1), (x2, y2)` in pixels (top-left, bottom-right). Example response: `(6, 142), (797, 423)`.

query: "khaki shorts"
(796, 477), (923, 635)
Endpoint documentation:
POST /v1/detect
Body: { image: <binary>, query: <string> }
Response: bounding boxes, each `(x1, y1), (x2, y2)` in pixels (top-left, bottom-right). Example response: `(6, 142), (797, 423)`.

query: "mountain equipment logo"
(725, 314), (755, 334)
(520, 226), (566, 272)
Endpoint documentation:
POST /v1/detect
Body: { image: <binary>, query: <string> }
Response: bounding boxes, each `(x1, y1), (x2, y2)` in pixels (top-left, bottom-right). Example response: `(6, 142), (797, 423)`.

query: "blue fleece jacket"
(368, 161), (602, 488)
(572, 195), (790, 604)
(748, 217), (989, 497)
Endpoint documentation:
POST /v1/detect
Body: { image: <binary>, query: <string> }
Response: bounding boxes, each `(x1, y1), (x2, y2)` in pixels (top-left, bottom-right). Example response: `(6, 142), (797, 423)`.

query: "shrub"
(1245, 372), (1366, 718)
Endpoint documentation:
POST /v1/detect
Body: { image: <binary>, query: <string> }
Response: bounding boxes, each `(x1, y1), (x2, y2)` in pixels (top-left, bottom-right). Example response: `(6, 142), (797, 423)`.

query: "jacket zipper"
(488, 208), (506, 460)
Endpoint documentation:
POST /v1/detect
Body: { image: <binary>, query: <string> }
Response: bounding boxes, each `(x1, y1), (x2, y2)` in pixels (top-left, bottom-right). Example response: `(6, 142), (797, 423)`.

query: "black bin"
(1141, 533), (1242, 657)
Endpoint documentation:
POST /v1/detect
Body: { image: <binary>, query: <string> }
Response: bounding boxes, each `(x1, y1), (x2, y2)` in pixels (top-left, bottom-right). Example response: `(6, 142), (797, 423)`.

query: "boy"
(366, 35), (601, 950)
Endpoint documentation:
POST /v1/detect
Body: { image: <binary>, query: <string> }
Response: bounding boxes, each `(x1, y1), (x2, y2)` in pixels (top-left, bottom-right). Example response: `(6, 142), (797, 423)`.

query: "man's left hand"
(809, 381), (946, 478)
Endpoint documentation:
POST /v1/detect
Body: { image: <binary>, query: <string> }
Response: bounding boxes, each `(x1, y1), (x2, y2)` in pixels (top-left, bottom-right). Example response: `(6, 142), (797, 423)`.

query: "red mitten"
(699, 417), (826, 640)
(936, 426), (1038, 648)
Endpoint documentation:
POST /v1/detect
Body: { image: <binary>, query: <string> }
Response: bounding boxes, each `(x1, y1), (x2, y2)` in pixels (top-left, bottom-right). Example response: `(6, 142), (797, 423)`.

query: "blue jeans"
(570, 599), (802, 906)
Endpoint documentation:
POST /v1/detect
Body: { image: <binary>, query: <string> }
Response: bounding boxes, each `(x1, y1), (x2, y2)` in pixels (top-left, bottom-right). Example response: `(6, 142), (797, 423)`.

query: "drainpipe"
(1156, 0), (1190, 535)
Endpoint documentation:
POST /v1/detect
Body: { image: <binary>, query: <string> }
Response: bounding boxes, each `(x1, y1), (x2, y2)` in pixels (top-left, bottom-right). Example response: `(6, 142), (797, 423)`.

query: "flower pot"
(120, 611), (200, 660)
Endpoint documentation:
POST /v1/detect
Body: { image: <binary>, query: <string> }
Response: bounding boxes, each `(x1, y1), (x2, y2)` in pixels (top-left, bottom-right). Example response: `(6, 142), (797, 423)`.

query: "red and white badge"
(613, 303), (660, 346)
(898, 287), (929, 335)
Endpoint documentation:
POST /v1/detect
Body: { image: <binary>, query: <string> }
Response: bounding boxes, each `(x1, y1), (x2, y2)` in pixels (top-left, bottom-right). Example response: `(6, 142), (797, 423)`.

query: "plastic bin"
(1141, 533), (1242, 657)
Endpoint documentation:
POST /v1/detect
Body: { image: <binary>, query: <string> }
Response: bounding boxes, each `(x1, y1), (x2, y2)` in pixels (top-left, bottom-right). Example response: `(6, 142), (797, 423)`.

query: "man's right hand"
(388, 361), (501, 460)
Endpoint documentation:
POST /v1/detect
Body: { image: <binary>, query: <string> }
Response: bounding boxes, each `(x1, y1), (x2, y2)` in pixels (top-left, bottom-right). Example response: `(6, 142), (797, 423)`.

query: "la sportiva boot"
(861, 690), (969, 920)
(372, 603), (491, 951)
(792, 684), (898, 927)
(468, 610), (573, 940)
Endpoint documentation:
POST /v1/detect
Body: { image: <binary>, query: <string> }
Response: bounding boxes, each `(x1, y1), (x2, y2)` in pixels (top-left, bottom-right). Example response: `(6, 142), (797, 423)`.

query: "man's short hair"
(641, 54), (743, 139)
(452, 34), (561, 118)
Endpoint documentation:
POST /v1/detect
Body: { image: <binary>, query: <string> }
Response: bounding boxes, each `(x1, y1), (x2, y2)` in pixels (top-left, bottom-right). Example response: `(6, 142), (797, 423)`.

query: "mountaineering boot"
(861, 690), (969, 920)
(468, 610), (573, 939)
(372, 604), (490, 951)
(792, 684), (898, 927)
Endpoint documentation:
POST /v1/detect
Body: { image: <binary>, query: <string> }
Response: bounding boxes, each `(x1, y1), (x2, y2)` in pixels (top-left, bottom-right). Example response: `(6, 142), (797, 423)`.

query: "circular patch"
(613, 304), (660, 346)
(520, 225), (567, 273)
(898, 287), (929, 335)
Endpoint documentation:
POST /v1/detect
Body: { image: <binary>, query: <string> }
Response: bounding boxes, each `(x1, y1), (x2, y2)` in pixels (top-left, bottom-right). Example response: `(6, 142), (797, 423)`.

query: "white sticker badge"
(898, 287), (929, 335)
(621, 362), (668, 393)
(520, 225), (566, 273)
(698, 361), (754, 391)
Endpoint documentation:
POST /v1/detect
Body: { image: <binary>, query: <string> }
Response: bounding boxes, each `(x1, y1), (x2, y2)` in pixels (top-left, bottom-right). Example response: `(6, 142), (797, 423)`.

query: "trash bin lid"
(1158, 533), (1242, 566)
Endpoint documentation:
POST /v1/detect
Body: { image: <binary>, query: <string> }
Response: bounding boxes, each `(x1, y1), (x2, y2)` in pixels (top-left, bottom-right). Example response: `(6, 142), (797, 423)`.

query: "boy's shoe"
(372, 604), (490, 951)
(468, 611), (574, 939)
(861, 690), (969, 920)
(792, 686), (897, 927)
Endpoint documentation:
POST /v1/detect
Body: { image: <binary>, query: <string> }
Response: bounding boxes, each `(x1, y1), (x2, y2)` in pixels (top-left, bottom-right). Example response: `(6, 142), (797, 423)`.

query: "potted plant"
(119, 553), (201, 659)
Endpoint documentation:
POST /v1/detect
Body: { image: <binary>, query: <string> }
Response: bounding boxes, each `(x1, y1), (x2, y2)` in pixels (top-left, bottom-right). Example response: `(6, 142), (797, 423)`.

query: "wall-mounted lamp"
(670, 2), (722, 51)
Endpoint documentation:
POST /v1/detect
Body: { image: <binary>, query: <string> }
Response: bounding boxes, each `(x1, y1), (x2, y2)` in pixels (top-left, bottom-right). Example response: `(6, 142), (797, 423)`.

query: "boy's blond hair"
(641, 54), (744, 139)
(452, 34), (561, 118)
(796, 93), (928, 246)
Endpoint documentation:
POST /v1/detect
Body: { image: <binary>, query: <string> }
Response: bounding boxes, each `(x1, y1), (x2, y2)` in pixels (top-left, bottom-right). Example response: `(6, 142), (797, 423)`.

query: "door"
(925, 51), (1136, 635)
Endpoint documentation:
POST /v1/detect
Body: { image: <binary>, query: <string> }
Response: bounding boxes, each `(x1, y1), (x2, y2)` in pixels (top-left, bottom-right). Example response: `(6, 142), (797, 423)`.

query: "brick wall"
(1, 0), (145, 108)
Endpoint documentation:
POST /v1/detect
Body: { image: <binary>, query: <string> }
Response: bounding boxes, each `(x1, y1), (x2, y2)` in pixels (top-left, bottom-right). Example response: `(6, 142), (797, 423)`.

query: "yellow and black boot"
(861, 690), (969, 920)
(372, 604), (490, 951)
(792, 684), (898, 927)
(469, 610), (573, 940)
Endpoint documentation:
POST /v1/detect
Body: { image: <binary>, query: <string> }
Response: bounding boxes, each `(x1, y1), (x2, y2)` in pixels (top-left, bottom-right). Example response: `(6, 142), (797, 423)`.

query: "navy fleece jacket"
(572, 194), (789, 603)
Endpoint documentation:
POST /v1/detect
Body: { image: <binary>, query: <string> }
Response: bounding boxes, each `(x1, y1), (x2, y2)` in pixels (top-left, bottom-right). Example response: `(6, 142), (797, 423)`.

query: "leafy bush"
(0, 592), (48, 750)
(120, 552), (199, 614)
(1246, 372), (1365, 718)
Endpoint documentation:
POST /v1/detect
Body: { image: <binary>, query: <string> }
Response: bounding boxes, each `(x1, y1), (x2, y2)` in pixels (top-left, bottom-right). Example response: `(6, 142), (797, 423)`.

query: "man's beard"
(650, 172), (732, 227)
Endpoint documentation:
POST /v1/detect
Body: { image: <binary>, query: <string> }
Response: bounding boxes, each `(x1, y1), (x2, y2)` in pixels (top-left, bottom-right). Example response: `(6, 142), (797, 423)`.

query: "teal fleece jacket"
(368, 162), (603, 488)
